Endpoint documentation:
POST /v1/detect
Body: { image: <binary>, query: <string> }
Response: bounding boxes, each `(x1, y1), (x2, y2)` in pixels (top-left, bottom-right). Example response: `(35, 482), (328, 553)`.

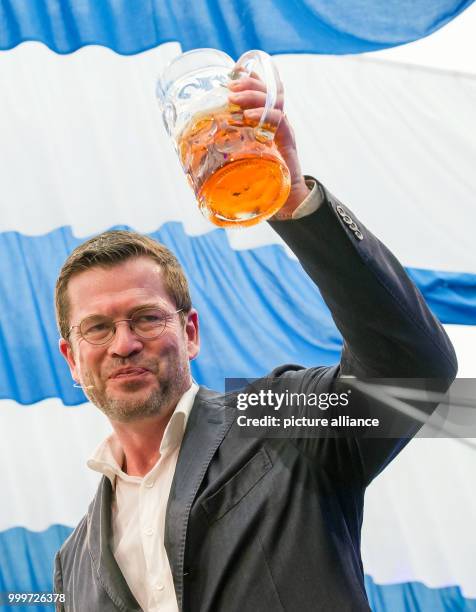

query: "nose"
(107, 320), (144, 358)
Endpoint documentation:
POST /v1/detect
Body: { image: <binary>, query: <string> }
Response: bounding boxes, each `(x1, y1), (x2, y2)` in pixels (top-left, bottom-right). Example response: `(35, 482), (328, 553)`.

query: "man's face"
(59, 256), (199, 423)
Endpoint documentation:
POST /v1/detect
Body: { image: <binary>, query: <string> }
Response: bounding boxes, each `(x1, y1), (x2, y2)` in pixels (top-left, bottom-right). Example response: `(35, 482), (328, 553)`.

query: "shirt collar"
(87, 382), (199, 488)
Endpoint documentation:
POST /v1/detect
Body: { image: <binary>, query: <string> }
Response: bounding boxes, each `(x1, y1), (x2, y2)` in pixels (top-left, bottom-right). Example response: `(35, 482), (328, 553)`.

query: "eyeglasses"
(68, 307), (183, 346)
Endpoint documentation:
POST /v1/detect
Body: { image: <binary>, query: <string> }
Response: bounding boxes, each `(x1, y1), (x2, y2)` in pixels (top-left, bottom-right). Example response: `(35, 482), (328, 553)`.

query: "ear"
(185, 309), (200, 361)
(59, 338), (80, 383)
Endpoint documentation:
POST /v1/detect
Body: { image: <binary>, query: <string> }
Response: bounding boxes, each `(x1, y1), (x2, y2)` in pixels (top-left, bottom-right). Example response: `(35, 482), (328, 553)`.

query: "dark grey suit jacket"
(54, 183), (457, 611)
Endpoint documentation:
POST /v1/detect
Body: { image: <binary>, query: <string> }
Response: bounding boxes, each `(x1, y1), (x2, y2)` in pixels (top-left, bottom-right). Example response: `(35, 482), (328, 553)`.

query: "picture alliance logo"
(235, 390), (351, 411)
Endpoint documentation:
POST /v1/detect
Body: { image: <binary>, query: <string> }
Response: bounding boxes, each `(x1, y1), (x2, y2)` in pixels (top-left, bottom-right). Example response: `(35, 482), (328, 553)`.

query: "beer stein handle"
(231, 50), (281, 140)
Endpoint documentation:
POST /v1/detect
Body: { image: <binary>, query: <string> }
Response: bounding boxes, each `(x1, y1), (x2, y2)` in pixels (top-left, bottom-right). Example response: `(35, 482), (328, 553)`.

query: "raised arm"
(230, 71), (457, 486)
(269, 182), (457, 381)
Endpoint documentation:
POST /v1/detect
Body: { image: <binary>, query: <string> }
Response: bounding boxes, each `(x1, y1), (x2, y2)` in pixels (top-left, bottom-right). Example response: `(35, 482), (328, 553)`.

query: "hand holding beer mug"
(157, 49), (292, 227)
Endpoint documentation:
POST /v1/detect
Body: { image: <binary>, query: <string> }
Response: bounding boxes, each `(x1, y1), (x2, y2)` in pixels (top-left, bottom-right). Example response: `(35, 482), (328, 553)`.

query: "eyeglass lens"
(79, 308), (172, 345)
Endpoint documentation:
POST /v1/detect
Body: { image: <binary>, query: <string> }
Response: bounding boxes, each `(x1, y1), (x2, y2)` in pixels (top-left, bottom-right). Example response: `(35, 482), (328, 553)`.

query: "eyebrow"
(130, 302), (167, 314)
(80, 302), (172, 321)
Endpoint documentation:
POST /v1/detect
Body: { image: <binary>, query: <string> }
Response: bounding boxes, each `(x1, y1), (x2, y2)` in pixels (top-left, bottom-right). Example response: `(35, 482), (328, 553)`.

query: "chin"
(100, 386), (170, 423)
(101, 400), (162, 423)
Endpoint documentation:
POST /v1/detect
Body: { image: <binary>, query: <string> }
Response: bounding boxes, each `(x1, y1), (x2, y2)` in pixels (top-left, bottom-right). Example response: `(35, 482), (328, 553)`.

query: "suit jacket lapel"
(165, 386), (234, 610)
(87, 476), (141, 611)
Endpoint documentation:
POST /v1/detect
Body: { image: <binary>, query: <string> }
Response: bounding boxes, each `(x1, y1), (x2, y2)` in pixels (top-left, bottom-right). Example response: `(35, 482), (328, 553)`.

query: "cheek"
(155, 337), (179, 360)
(152, 333), (187, 362)
(77, 347), (102, 379)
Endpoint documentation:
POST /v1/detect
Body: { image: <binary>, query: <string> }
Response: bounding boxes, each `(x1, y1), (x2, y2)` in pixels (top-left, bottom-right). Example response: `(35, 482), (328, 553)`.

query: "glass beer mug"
(157, 49), (291, 227)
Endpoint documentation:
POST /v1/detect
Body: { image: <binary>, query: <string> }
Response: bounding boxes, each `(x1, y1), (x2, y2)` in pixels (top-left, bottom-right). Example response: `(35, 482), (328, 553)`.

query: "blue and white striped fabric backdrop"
(0, 2), (475, 610)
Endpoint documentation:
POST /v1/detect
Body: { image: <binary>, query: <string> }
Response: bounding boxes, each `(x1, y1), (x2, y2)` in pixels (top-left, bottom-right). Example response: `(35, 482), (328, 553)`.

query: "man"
(53, 74), (457, 611)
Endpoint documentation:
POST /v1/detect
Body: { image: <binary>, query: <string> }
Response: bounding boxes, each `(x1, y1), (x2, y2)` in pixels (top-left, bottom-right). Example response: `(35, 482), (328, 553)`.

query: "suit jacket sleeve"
(268, 180), (458, 485)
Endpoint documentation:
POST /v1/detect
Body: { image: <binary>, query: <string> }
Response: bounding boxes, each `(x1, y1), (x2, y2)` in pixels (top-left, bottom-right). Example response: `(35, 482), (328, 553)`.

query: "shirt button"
(145, 527), (154, 536)
(155, 584), (165, 592)
(145, 480), (154, 488)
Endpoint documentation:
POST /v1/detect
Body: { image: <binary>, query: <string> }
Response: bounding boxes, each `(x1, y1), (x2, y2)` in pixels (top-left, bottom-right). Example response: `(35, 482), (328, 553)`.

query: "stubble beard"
(83, 358), (191, 424)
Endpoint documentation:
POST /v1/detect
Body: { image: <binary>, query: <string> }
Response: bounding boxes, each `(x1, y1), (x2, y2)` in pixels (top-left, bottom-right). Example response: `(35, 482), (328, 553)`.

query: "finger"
(235, 66), (284, 93)
(228, 76), (267, 94)
(229, 75), (284, 102)
(229, 89), (266, 108)
(243, 107), (284, 130)
(244, 108), (296, 149)
(228, 89), (284, 111)
(229, 67), (263, 82)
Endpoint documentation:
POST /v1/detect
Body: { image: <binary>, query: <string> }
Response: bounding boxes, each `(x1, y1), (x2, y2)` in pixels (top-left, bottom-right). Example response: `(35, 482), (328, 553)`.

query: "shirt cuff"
(291, 176), (325, 220)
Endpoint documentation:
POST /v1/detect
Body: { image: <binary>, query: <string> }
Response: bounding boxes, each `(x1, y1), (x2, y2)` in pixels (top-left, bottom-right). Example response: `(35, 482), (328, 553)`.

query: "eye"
(133, 309), (168, 330)
(90, 322), (109, 331)
(82, 318), (110, 336)
(135, 312), (164, 323)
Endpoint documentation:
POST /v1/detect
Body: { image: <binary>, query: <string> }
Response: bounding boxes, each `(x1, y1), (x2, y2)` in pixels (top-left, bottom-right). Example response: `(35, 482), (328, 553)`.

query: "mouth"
(109, 367), (152, 380)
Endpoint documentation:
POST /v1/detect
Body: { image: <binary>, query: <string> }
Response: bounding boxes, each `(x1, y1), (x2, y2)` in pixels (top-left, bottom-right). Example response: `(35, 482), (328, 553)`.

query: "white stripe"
(0, 44), (475, 273)
(362, 325), (476, 598)
(444, 324), (476, 377)
(361, 327), (476, 598)
(274, 55), (476, 273)
(0, 42), (210, 238)
(367, 2), (476, 75)
(0, 398), (111, 531)
(362, 436), (476, 598)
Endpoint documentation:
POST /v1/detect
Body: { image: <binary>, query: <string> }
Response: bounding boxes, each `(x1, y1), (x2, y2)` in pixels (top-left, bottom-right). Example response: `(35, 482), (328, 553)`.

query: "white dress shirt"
(87, 383), (199, 612)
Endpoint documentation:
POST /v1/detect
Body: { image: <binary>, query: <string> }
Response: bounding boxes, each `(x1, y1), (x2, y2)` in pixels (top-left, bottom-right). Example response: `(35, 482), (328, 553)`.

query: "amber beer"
(177, 105), (291, 227)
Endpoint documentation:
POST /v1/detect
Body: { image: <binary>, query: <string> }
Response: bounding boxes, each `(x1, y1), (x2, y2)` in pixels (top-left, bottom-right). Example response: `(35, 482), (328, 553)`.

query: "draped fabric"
(0, 3), (475, 612)
(0, 0), (473, 56)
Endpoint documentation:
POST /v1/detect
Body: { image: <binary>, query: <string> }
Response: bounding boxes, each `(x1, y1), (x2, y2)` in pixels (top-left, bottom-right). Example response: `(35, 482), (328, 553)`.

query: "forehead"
(67, 256), (171, 322)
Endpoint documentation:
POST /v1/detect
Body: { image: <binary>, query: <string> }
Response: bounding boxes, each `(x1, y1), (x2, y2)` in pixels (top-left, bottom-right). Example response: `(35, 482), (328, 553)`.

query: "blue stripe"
(0, 526), (474, 612)
(0, 0), (473, 57)
(0, 224), (474, 405)
(407, 268), (476, 326)
(0, 526), (71, 612)
(365, 575), (476, 611)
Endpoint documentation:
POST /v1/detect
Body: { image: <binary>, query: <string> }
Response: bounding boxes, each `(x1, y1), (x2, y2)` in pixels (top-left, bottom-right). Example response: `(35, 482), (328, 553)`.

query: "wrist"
(273, 178), (312, 220)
